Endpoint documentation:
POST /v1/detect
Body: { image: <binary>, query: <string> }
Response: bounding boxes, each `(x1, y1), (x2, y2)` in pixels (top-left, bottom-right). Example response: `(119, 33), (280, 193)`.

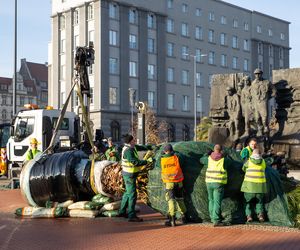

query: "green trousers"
(206, 183), (225, 223)
(119, 175), (137, 219)
(165, 182), (187, 217)
(244, 192), (264, 216)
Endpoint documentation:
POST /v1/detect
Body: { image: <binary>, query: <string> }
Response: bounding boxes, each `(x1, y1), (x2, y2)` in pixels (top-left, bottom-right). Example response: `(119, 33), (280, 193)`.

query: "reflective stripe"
(121, 145), (141, 174)
(244, 160), (266, 183)
(206, 157), (227, 184)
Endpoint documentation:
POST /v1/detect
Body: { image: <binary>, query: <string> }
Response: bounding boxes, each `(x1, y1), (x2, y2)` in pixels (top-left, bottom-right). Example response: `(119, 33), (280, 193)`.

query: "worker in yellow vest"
(160, 144), (187, 227)
(25, 138), (41, 162)
(201, 144), (231, 227)
(119, 134), (153, 222)
(241, 148), (267, 223)
(240, 138), (257, 162)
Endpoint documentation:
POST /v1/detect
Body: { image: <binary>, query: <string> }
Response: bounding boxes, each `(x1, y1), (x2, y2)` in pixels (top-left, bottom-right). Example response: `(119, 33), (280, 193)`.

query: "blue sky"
(0, 0), (299, 78)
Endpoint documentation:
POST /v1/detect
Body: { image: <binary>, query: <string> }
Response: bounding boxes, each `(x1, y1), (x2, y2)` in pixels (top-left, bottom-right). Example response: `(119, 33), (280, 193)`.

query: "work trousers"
(206, 183), (225, 223)
(119, 174), (137, 219)
(165, 182), (187, 217)
(244, 192), (264, 216)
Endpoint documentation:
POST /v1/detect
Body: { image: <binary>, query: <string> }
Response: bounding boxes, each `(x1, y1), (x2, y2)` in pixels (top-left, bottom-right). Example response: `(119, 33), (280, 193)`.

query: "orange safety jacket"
(161, 154), (184, 183)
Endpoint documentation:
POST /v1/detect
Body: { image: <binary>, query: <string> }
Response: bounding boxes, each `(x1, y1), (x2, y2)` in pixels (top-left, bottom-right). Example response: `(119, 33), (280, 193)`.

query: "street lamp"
(184, 53), (207, 141)
(128, 88), (136, 135)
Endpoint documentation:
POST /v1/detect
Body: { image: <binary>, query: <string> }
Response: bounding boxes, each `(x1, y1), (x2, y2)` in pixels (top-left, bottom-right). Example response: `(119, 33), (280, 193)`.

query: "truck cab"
(7, 108), (79, 166)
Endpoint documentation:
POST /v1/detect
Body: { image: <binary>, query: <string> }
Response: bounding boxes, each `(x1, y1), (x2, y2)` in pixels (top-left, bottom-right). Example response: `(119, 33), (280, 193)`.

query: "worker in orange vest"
(160, 144), (187, 227)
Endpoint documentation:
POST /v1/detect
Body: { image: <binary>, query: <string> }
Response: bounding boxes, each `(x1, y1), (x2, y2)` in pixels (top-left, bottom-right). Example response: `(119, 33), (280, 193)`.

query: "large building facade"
(49, 0), (290, 142)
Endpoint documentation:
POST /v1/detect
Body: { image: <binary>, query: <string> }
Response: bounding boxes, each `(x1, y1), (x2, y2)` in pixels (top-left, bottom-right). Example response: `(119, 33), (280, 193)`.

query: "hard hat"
(30, 138), (38, 145)
(254, 68), (263, 74)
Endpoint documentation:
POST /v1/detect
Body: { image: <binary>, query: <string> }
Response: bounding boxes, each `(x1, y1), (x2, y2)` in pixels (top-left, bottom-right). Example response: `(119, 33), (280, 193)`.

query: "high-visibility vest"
(240, 146), (253, 158)
(161, 154), (184, 183)
(244, 159), (266, 183)
(205, 156), (227, 184)
(121, 145), (141, 174)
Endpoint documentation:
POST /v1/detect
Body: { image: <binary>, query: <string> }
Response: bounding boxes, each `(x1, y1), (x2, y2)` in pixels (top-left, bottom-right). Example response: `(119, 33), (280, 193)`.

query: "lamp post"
(128, 88), (136, 135)
(184, 53), (207, 141)
(13, 0), (17, 116)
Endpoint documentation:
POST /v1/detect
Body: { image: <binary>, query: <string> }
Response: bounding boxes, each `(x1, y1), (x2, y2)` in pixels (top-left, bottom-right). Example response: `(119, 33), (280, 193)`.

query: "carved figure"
(250, 69), (274, 135)
(240, 76), (253, 136)
(225, 87), (241, 138)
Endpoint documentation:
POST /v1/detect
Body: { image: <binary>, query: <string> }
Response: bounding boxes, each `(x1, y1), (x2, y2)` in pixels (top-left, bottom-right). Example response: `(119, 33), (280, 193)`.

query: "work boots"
(258, 213), (265, 222)
(165, 215), (176, 227)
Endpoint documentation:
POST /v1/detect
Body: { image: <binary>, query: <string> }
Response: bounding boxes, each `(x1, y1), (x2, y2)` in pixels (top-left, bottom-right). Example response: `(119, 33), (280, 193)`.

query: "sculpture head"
(243, 75), (251, 86)
(254, 68), (263, 80)
(226, 86), (234, 96)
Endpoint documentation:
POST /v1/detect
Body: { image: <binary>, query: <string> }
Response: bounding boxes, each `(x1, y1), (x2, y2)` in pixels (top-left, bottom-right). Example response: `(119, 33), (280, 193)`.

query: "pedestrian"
(118, 134), (153, 222)
(25, 138), (41, 162)
(201, 144), (231, 227)
(241, 148), (267, 223)
(240, 138), (257, 162)
(159, 144), (187, 227)
(105, 137), (120, 161)
(89, 141), (106, 161)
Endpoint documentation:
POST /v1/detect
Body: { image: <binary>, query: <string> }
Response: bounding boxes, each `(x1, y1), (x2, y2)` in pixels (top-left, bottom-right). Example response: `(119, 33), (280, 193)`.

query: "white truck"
(7, 107), (80, 171)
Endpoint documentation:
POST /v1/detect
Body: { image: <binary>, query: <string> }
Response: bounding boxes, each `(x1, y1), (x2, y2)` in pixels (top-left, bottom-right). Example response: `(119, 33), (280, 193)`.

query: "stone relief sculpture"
(240, 76), (253, 137)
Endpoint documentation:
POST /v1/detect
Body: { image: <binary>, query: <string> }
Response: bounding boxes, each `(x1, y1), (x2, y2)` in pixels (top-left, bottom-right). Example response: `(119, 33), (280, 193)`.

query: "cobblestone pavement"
(0, 190), (299, 250)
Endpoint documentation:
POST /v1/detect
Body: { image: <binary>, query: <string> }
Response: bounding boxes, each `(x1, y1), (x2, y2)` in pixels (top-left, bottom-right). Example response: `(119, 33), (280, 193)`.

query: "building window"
(233, 19), (238, 28)
(196, 72), (202, 86)
(182, 3), (188, 13)
(181, 23), (189, 37)
(269, 45), (273, 57)
(220, 33), (227, 46)
(59, 15), (65, 29)
(167, 94), (175, 109)
(269, 64), (273, 77)
(244, 22), (249, 31)
(208, 29), (215, 43)
(167, 42), (174, 57)
(181, 70), (189, 85)
(232, 36), (238, 49)
(87, 3), (94, 20)
(268, 29), (273, 37)
(147, 14), (155, 29)
(243, 39), (250, 51)
(209, 74), (213, 87)
(2, 96), (6, 105)
(60, 39), (65, 53)
(197, 95), (203, 113)
(182, 124), (190, 141)
(195, 49), (203, 63)
(166, 19), (174, 33)
(195, 26), (203, 40)
(221, 16), (227, 25)
(129, 9), (138, 24)
(258, 42), (263, 55)
(129, 34), (137, 49)
(167, 67), (174, 82)
(243, 59), (249, 71)
(88, 30), (94, 43)
(109, 30), (117, 46)
(20, 96), (25, 106)
(280, 33), (285, 40)
(279, 47), (284, 59)
(257, 25), (262, 33)
(209, 12), (215, 21)
(148, 38), (155, 53)
(221, 54), (227, 67)
(90, 87), (94, 104)
(110, 120), (120, 141)
(109, 58), (118, 74)
(109, 87), (117, 104)
(148, 64), (155, 79)
(167, 123), (175, 142)
(167, 0), (173, 9)
(208, 51), (215, 65)
(181, 46), (189, 60)
(196, 8), (202, 17)
(129, 61), (137, 77)
(182, 95), (189, 111)
(109, 3), (117, 19)
(73, 9), (79, 25)
(148, 91), (154, 108)
(232, 57), (238, 69)
(2, 110), (7, 120)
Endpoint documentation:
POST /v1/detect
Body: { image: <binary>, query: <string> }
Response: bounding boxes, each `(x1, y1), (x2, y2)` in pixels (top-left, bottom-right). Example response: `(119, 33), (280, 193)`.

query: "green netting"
(147, 141), (295, 227)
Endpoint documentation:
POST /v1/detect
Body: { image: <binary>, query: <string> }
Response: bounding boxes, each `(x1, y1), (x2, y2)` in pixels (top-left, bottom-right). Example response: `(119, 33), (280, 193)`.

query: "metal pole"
(13, 0), (17, 115)
(193, 55), (197, 141)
